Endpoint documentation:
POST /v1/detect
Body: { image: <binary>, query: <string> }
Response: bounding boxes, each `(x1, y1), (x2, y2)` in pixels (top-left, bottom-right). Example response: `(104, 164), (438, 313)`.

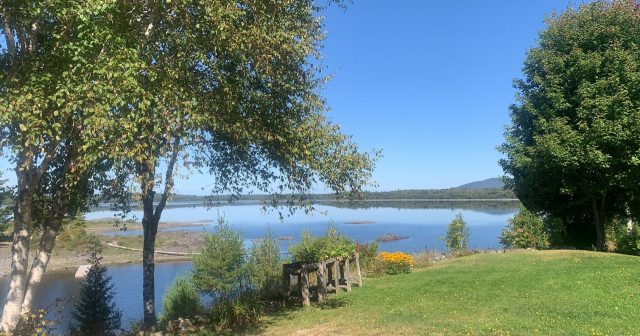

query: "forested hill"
(455, 178), (504, 189)
(162, 188), (517, 203)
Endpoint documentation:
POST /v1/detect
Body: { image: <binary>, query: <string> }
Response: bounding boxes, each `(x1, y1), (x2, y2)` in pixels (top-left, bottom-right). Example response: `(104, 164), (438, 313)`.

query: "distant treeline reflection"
(316, 200), (520, 215)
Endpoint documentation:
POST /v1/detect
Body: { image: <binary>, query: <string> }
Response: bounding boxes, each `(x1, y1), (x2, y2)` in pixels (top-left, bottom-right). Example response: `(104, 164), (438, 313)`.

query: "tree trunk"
(140, 140), (179, 331)
(592, 197), (606, 251)
(21, 193), (68, 315)
(21, 224), (61, 314)
(142, 191), (158, 330)
(0, 190), (33, 332)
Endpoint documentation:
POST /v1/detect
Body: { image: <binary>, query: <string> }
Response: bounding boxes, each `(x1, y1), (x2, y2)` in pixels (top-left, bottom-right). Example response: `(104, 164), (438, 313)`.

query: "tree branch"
(154, 138), (180, 222)
(1, 6), (16, 64)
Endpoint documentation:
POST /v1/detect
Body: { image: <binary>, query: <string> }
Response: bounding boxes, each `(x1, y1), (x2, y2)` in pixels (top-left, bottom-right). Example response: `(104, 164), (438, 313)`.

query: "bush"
(192, 217), (249, 297)
(500, 207), (552, 249)
(376, 252), (414, 275)
(355, 241), (378, 275)
(57, 216), (103, 252)
(70, 251), (122, 336)
(445, 213), (469, 251)
(289, 225), (355, 263)
(209, 290), (264, 330)
(247, 230), (282, 299)
(14, 308), (55, 336)
(606, 218), (640, 255)
(160, 276), (202, 327)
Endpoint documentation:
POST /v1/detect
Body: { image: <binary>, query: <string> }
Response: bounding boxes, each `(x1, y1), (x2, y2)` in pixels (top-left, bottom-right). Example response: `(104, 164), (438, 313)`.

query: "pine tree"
(70, 249), (122, 336)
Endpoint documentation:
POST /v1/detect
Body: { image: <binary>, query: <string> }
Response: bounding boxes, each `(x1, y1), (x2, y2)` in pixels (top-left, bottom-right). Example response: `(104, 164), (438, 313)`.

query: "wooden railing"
(282, 253), (363, 306)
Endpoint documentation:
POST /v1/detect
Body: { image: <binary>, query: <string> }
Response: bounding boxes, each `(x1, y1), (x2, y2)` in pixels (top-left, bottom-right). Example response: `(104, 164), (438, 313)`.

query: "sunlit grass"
(234, 250), (640, 335)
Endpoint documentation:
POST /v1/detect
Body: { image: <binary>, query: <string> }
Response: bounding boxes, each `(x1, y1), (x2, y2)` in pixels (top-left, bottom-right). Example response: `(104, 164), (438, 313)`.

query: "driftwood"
(105, 242), (197, 256)
(282, 253), (363, 306)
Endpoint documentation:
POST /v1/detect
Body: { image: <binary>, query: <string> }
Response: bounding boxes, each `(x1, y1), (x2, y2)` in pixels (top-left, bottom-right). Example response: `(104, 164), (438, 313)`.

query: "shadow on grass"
(218, 296), (349, 335)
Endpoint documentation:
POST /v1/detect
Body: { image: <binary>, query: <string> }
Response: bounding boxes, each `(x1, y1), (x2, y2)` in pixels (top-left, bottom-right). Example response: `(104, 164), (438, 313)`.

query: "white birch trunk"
(0, 227), (30, 332)
(21, 226), (58, 314)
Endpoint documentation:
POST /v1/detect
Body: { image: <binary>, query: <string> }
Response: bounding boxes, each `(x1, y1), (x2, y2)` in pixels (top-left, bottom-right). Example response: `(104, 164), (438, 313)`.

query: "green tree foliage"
(500, 0), (640, 250)
(0, 2), (146, 329)
(0, 172), (11, 235)
(445, 213), (470, 251)
(247, 230), (281, 299)
(500, 207), (561, 249)
(192, 218), (248, 297)
(70, 251), (122, 336)
(159, 276), (201, 327)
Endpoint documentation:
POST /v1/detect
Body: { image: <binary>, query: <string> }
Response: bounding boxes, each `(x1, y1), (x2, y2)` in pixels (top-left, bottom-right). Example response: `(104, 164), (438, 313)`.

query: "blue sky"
(314, 0), (574, 191)
(1, 1), (579, 194)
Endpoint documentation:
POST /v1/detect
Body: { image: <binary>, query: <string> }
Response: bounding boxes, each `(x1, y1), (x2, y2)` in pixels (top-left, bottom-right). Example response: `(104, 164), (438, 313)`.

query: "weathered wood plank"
(345, 257), (352, 292)
(317, 262), (327, 302)
(355, 252), (363, 287)
(301, 267), (310, 306)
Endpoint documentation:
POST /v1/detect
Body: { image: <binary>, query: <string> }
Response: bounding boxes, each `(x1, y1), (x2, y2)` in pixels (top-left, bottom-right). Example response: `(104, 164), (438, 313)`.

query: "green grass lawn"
(236, 250), (640, 335)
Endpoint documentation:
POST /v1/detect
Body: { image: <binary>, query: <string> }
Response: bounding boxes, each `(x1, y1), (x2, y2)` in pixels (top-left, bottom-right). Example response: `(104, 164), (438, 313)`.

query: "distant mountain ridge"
(455, 178), (504, 190)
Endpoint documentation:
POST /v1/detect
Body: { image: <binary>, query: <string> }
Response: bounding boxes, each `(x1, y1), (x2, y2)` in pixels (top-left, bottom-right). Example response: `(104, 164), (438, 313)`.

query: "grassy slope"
(243, 250), (640, 336)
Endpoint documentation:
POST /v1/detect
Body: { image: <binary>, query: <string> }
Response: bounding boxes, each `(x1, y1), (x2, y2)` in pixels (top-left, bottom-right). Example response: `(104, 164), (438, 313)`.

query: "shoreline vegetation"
(71, 188), (518, 210)
(0, 200), (521, 278)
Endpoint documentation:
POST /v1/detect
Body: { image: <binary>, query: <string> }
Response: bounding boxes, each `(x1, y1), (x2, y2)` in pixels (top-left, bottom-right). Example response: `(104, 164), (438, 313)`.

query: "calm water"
(1, 201), (517, 333)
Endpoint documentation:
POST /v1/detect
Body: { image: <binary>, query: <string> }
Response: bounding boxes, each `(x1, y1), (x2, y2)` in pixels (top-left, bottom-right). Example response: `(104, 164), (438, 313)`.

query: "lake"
(1, 201), (518, 333)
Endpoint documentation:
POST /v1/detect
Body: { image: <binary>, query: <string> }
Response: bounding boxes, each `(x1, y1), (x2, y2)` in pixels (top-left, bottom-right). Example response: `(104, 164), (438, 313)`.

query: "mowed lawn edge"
(225, 250), (640, 336)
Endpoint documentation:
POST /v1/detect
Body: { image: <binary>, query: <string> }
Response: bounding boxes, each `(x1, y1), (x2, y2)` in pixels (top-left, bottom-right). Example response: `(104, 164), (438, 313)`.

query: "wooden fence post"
(333, 260), (339, 294)
(345, 257), (352, 292)
(355, 253), (363, 287)
(317, 262), (327, 302)
(282, 268), (290, 303)
(301, 266), (310, 306)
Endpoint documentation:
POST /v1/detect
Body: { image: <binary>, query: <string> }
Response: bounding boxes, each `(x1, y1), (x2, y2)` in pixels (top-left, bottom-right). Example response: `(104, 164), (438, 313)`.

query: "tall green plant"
(192, 218), (248, 298)
(160, 276), (201, 327)
(445, 213), (470, 251)
(248, 230), (281, 299)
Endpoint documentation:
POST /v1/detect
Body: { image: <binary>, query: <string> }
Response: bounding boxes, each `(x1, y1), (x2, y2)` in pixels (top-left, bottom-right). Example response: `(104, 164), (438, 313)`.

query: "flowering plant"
(376, 252), (414, 275)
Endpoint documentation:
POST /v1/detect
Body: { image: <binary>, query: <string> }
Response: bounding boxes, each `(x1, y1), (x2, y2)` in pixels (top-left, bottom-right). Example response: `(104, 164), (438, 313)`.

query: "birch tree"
(113, 0), (377, 329)
(0, 1), (145, 331)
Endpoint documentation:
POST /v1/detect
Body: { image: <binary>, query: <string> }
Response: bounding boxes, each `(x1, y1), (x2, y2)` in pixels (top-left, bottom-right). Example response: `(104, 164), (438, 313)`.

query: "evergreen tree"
(70, 250), (122, 336)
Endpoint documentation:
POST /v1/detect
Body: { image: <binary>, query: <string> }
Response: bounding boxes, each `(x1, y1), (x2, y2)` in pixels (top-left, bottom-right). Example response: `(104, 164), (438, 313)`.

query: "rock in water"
(74, 264), (92, 278)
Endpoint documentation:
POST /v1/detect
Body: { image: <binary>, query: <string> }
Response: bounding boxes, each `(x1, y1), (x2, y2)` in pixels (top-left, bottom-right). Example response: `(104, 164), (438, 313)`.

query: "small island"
(344, 220), (377, 225)
(375, 234), (410, 242)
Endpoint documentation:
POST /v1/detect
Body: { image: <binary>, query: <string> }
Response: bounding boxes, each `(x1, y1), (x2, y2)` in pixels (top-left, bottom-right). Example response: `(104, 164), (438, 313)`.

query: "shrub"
(160, 276), (202, 327)
(57, 216), (103, 252)
(70, 250), (122, 336)
(606, 217), (640, 255)
(14, 308), (55, 336)
(248, 230), (282, 299)
(376, 252), (414, 275)
(445, 213), (469, 251)
(500, 207), (552, 249)
(355, 241), (378, 275)
(288, 224), (355, 263)
(192, 217), (249, 297)
(209, 290), (264, 330)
